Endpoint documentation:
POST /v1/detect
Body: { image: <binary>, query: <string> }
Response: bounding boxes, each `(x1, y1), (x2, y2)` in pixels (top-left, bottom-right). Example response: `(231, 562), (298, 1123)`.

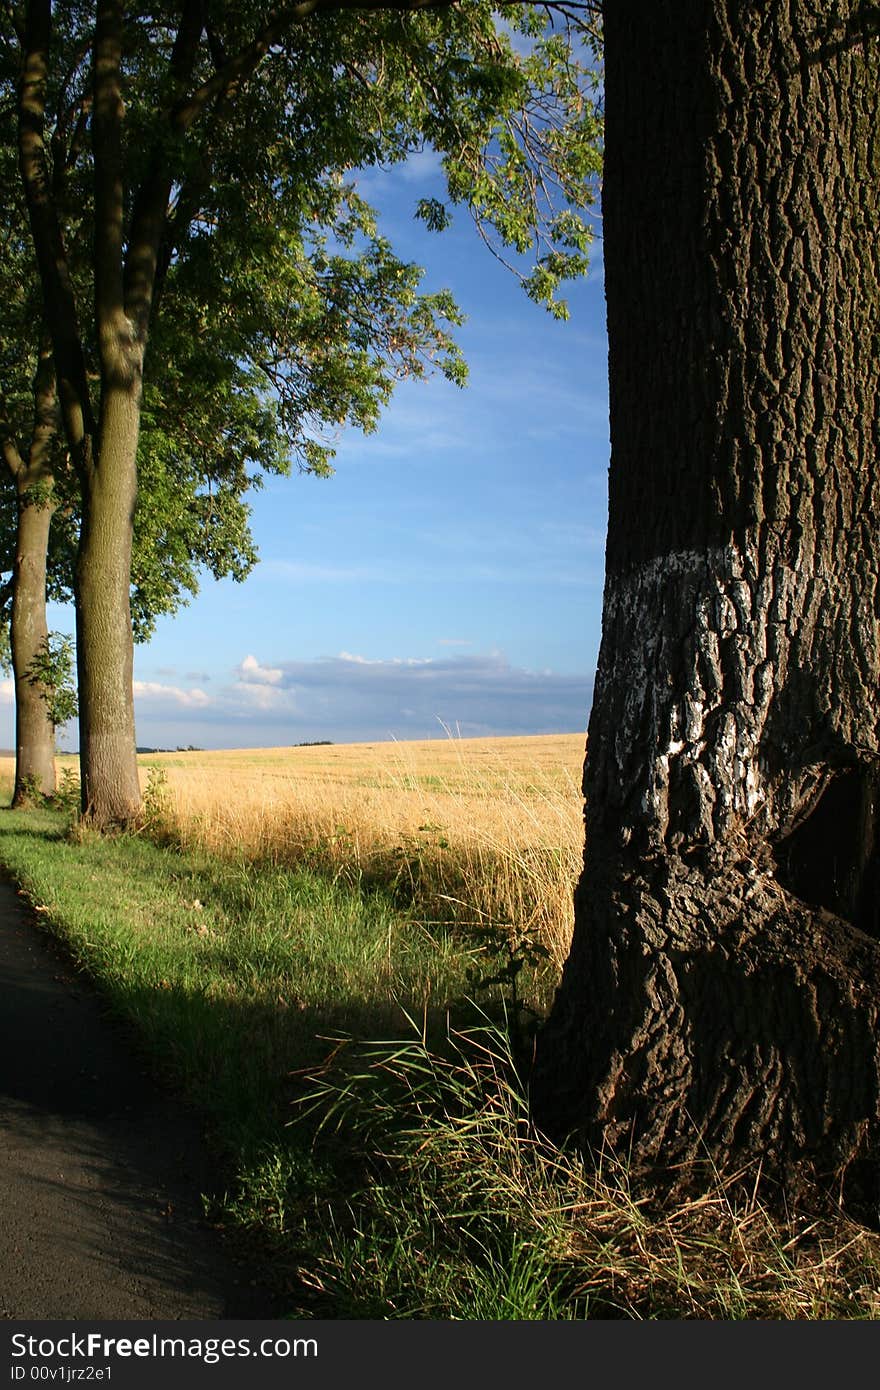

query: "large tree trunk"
(75, 384), (142, 825)
(70, 0), (146, 827)
(532, 1), (880, 1192)
(10, 485), (57, 803)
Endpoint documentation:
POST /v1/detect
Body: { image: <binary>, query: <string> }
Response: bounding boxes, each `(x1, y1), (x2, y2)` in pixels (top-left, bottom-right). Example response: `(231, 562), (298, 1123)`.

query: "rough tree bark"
(1, 338), (60, 805)
(68, 0), (145, 825)
(531, 1), (880, 1192)
(11, 482), (57, 804)
(74, 389), (142, 825)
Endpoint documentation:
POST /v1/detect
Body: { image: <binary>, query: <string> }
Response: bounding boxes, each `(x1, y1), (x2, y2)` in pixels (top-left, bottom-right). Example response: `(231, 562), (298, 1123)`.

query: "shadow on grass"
(59, 974), (512, 1318)
(0, 814), (521, 1317)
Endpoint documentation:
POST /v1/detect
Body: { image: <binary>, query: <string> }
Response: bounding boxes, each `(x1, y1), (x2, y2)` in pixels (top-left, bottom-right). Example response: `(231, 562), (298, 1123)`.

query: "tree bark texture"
(532, 1), (880, 1190)
(75, 384), (143, 826)
(3, 337), (61, 805)
(10, 486), (56, 804)
(69, 1), (139, 824)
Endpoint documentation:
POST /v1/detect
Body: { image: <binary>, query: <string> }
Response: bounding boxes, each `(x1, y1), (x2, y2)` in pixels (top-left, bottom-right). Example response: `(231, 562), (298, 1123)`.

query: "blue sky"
(20, 157), (611, 752)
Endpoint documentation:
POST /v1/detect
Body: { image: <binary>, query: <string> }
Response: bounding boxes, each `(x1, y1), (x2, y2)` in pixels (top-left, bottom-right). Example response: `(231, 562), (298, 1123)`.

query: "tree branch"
(124, 0), (206, 341)
(93, 0), (128, 376)
(170, 0), (461, 134)
(27, 326), (61, 482)
(0, 417), (25, 483)
(153, 0), (599, 319)
(16, 0), (95, 472)
(0, 0), (25, 47)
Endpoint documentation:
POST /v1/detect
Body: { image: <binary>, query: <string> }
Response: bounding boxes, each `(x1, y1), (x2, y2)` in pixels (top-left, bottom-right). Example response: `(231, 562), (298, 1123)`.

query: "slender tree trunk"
(2, 336), (62, 805)
(10, 486), (56, 803)
(532, 1), (880, 1193)
(75, 384), (142, 824)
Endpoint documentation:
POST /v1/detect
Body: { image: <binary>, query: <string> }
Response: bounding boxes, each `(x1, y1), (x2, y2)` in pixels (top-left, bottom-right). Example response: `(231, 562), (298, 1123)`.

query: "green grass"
(1, 802), (880, 1320)
(0, 806), (473, 1138)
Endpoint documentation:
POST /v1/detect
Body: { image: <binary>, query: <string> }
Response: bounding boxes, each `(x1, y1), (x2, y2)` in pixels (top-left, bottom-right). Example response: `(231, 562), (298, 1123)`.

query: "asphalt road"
(0, 877), (278, 1320)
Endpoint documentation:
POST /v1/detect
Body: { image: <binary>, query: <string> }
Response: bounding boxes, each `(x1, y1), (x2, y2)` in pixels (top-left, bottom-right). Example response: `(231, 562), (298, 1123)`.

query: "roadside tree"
(0, 169), (68, 800)
(10, 0), (601, 823)
(0, 72), (302, 801)
(532, 1), (880, 1194)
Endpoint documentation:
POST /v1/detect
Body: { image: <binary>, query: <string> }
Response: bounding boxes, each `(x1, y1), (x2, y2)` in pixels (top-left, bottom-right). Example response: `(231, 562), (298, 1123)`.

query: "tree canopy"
(2, 0), (602, 626)
(4, 0), (602, 822)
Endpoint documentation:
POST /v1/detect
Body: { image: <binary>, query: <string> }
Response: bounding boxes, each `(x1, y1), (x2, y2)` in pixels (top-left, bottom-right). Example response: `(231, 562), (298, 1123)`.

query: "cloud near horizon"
(127, 650), (593, 748)
(133, 680), (212, 709)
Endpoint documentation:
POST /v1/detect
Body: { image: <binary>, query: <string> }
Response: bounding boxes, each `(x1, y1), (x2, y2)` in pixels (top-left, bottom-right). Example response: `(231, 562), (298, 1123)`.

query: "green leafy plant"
(142, 766), (174, 837)
(54, 766), (81, 818)
(465, 923), (551, 1056)
(16, 773), (42, 805)
(389, 823), (451, 904)
(25, 633), (77, 732)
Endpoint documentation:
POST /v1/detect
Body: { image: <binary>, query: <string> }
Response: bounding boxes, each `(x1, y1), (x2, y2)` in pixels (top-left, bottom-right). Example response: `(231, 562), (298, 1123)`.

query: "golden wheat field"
(38, 733), (587, 967)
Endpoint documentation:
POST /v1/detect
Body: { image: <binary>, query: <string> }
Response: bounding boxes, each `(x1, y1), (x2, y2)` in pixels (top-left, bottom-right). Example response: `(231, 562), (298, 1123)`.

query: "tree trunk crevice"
(773, 766), (880, 936)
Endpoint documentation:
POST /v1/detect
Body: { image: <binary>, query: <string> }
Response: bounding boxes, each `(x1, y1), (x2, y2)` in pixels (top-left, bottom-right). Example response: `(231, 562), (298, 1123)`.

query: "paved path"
(0, 877), (278, 1320)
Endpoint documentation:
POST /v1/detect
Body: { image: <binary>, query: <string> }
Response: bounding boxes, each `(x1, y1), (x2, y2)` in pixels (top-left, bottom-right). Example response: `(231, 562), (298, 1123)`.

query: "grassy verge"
(0, 803), (475, 1136)
(122, 735), (584, 978)
(1, 803), (879, 1319)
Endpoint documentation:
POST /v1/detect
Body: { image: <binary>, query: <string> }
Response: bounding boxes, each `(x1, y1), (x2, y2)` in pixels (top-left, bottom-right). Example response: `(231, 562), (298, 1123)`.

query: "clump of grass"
(296, 1017), (880, 1320)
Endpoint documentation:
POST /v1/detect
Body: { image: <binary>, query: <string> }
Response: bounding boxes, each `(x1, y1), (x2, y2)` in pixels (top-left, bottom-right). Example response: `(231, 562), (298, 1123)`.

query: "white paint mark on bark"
(597, 543), (833, 848)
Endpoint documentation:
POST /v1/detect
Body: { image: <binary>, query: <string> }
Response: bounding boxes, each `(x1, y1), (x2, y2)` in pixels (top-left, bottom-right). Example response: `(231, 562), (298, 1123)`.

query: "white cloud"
(337, 651), (433, 667)
(127, 651), (592, 750)
(336, 650), (376, 665)
(133, 680), (211, 709)
(245, 651), (590, 740)
(395, 147), (444, 184)
(237, 654), (283, 686)
(233, 681), (289, 713)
